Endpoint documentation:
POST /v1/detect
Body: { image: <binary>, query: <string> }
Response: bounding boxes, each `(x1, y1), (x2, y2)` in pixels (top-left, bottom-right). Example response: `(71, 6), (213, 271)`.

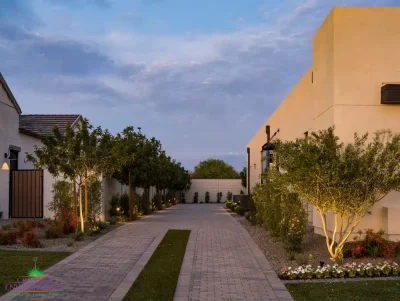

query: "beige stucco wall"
(185, 179), (245, 203)
(247, 6), (400, 241)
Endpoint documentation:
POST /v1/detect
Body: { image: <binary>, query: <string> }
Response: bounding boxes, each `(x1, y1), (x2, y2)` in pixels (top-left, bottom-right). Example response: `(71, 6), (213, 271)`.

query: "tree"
(27, 119), (117, 232)
(275, 127), (400, 262)
(193, 159), (240, 179)
(240, 166), (247, 188)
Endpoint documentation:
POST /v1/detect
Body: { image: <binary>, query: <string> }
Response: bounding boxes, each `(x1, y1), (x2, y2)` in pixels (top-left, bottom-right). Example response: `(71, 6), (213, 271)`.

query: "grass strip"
(123, 229), (191, 301)
(0, 250), (71, 296)
(286, 280), (400, 301)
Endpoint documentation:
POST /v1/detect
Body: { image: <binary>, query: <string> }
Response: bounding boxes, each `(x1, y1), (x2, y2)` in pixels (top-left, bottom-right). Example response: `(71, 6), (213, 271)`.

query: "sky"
(1, 0), (398, 171)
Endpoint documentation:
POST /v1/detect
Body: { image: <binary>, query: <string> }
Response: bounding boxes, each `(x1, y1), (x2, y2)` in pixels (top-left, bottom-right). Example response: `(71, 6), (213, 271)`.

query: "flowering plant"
(279, 261), (400, 280)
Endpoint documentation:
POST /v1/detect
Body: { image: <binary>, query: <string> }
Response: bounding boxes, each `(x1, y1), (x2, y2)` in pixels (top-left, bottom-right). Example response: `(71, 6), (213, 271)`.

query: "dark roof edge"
(19, 128), (40, 139)
(0, 72), (22, 114)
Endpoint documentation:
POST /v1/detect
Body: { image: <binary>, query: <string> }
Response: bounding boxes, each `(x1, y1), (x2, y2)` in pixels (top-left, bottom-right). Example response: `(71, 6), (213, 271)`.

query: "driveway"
(1, 204), (292, 301)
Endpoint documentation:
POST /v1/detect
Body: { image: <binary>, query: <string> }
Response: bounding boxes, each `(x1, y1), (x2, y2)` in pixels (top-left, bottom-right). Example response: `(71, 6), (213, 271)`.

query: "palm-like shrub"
(205, 192), (210, 203)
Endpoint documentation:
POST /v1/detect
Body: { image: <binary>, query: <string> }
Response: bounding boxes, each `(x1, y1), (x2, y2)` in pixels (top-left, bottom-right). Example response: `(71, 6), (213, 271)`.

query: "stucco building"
(247, 7), (400, 241)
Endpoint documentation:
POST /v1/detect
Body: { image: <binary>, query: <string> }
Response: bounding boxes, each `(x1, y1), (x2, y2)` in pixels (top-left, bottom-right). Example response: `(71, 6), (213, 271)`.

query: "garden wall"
(184, 179), (245, 203)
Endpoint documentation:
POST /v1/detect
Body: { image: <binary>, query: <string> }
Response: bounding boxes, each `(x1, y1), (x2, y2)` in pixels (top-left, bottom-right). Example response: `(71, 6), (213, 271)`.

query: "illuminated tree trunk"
(73, 180), (77, 230)
(79, 184), (85, 232)
(85, 181), (88, 223)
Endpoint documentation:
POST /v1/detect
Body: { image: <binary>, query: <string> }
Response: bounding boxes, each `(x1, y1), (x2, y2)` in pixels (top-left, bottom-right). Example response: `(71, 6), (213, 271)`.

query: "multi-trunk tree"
(275, 127), (400, 262)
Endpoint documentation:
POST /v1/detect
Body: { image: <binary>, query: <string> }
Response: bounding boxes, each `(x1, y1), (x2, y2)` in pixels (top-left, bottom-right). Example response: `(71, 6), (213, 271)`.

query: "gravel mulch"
(0, 223), (124, 252)
(228, 209), (399, 273)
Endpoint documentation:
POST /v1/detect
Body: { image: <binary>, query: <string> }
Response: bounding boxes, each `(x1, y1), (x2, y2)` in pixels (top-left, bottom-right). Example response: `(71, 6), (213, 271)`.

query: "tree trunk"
(85, 181), (88, 223)
(73, 180), (77, 230)
(79, 185), (85, 232)
(128, 171), (133, 221)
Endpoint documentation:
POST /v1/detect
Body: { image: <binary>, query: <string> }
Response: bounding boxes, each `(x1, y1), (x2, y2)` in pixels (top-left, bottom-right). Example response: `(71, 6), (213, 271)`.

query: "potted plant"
(0, 211), (3, 219)
(193, 192), (198, 203)
(217, 192), (222, 203)
(205, 192), (210, 203)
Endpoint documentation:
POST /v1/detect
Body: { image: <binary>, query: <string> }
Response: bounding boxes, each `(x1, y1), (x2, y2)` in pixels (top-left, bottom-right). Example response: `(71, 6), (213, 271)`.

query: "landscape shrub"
(45, 221), (64, 239)
(83, 179), (102, 223)
(253, 169), (307, 252)
(181, 191), (186, 203)
(0, 231), (17, 245)
(217, 192), (222, 203)
(109, 217), (117, 225)
(97, 221), (108, 230)
(227, 191), (233, 201)
(89, 225), (101, 236)
(56, 209), (77, 234)
(108, 193), (129, 218)
(193, 192), (199, 203)
(1, 224), (12, 231)
(17, 221), (36, 237)
(205, 192), (210, 203)
(48, 180), (73, 215)
(245, 211), (257, 225)
(22, 231), (41, 248)
(226, 201), (232, 209)
(351, 229), (397, 258)
(162, 204), (166, 210)
(234, 205), (246, 216)
(74, 231), (84, 241)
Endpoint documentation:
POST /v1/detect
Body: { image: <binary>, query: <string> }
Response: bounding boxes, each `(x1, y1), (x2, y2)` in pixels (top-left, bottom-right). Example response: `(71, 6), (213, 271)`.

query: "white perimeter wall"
(185, 179), (245, 203)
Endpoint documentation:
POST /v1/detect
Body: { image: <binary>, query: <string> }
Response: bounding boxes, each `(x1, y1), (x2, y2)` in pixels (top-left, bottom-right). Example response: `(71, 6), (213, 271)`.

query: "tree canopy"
(192, 159), (240, 179)
(274, 127), (400, 262)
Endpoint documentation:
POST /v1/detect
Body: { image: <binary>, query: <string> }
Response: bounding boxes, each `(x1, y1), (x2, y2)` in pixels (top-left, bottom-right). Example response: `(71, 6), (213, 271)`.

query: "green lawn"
(287, 280), (400, 301)
(123, 229), (191, 301)
(0, 250), (71, 296)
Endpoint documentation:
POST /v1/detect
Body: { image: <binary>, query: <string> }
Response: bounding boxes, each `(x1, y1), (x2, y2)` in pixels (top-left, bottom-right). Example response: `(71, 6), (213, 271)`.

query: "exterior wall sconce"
(1, 151), (17, 170)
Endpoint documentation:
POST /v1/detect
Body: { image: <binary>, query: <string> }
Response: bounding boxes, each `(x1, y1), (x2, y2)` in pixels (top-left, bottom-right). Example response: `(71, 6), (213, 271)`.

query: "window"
(9, 149), (19, 171)
(261, 150), (268, 172)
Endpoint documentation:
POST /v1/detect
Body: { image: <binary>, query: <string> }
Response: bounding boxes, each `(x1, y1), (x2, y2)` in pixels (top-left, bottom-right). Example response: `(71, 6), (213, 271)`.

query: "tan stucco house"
(247, 7), (400, 241)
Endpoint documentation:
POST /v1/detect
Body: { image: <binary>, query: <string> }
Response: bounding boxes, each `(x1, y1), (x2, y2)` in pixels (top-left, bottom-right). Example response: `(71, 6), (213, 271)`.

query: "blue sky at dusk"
(1, 0), (398, 171)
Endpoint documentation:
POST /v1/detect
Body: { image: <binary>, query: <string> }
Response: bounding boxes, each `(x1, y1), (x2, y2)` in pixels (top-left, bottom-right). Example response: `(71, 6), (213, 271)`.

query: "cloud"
(46, 0), (111, 9)
(2, 0), (397, 170)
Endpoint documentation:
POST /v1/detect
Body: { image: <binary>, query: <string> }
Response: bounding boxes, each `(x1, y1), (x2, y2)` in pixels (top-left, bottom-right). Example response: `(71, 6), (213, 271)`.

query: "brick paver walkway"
(1, 204), (292, 301)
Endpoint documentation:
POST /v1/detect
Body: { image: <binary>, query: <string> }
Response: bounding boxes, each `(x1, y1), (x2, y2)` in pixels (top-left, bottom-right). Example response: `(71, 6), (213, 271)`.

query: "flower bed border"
(280, 262), (400, 281)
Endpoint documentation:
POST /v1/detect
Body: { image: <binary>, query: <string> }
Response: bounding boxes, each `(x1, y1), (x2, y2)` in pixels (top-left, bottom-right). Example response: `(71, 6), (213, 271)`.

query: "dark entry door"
(9, 170), (44, 218)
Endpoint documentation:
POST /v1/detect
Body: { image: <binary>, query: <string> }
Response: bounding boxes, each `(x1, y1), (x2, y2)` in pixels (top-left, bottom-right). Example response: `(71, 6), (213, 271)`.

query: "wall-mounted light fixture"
(1, 151), (17, 170)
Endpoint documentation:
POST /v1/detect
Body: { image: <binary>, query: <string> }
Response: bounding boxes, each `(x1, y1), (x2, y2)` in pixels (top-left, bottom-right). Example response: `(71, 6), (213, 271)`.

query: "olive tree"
(276, 127), (400, 262)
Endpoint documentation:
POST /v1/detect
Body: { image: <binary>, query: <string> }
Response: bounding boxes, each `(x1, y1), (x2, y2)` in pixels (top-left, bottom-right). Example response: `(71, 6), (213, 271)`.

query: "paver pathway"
(1, 204), (292, 301)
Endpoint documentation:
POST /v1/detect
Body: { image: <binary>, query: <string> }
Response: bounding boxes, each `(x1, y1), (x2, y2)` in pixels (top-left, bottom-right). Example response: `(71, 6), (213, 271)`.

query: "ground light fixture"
(1, 151), (17, 170)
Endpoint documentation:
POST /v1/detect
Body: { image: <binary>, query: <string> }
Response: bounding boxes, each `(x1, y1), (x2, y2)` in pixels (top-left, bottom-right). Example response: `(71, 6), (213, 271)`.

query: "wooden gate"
(9, 170), (44, 218)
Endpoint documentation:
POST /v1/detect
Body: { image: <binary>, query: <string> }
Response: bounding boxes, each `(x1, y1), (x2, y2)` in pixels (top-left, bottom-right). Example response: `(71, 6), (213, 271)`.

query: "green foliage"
(22, 232), (41, 248)
(253, 169), (307, 252)
(217, 192), (222, 203)
(245, 211), (257, 225)
(276, 127), (400, 261)
(108, 193), (129, 218)
(234, 205), (246, 216)
(193, 192), (198, 203)
(240, 166), (247, 188)
(45, 221), (64, 239)
(0, 231), (17, 245)
(82, 178), (102, 223)
(181, 191), (186, 203)
(48, 180), (73, 215)
(192, 159), (240, 179)
(205, 191), (210, 203)
(351, 229), (397, 258)
(74, 231), (84, 241)
(109, 217), (117, 225)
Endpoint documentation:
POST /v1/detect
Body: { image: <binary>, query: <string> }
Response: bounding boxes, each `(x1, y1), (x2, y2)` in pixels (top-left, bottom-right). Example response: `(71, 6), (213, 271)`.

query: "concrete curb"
(174, 229), (199, 301)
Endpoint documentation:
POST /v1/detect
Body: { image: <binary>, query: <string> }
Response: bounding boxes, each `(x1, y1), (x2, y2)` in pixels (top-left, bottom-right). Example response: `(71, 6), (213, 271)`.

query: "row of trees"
(26, 119), (191, 232)
(257, 127), (400, 262)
